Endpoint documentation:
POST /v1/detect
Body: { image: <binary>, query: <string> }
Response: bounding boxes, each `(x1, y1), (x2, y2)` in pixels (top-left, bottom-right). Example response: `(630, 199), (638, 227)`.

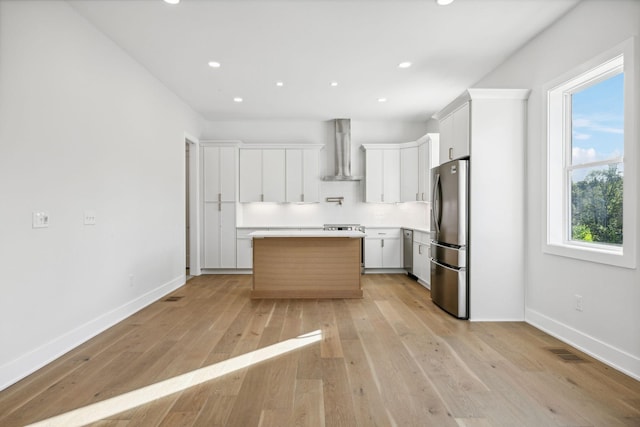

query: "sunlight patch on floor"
(26, 330), (322, 427)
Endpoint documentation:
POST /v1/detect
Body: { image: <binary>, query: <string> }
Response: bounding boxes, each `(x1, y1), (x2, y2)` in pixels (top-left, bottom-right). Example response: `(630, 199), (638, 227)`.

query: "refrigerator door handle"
(429, 257), (465, 272)
(431, 173), (441, 234)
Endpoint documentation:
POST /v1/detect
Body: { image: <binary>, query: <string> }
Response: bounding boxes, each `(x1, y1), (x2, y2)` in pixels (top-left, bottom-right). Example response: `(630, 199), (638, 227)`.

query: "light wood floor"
(1, 274), (639, 426)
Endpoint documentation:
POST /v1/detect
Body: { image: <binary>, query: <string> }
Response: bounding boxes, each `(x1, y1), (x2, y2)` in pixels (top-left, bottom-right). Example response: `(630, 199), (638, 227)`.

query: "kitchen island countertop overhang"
(249, 230), (365, 239)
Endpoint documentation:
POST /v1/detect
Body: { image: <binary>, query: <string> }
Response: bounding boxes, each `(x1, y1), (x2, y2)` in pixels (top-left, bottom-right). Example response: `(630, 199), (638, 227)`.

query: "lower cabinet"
(412, 230), (430, 285)
(236, 228), (263, 269)
(236, 228), (323, 269)
(203, 202), (236, 268)
(364, 228), (402, 268)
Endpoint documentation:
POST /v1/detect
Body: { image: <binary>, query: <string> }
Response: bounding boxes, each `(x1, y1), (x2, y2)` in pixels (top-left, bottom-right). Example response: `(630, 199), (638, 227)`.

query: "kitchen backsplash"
(238, 180), (430, 228)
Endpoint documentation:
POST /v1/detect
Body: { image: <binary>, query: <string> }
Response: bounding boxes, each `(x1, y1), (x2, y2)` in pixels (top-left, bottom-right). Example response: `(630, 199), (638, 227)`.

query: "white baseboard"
(416, 278), (430, 290)
(200, 269), (252, 275)
(363, 268), (406, 274)
(526, 308), (640, 381)
(0, 274), (186, 391)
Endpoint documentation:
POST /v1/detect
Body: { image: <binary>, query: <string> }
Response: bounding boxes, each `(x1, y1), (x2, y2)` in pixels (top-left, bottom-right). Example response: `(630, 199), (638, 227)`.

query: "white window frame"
(543, 37), (637, 269)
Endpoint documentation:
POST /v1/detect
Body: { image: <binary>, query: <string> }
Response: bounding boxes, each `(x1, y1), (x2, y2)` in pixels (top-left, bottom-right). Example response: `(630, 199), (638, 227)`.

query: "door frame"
(185, 132), (201, 276)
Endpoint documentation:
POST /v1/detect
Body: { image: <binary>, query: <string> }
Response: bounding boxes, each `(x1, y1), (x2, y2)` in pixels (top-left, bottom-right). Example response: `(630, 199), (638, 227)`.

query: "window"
(544, 38), (636, 268)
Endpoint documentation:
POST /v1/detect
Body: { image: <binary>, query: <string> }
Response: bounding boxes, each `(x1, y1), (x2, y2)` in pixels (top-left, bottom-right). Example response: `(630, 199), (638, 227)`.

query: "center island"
(249, 230), (364, 299)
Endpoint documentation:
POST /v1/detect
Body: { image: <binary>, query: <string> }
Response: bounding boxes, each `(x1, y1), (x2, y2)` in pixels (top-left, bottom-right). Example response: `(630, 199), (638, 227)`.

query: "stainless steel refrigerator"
(430, 158), (469, 319)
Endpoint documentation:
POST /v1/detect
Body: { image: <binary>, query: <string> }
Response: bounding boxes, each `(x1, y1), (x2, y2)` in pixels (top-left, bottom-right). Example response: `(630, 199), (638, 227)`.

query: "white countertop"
(250, 230), (365, 238)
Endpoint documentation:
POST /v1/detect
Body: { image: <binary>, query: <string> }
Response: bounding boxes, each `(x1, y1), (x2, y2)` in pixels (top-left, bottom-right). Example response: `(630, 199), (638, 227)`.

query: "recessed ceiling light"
(276, 81), (284, 87)
(208, 61), (221, 68)
(330, 81), (339, 87)
(398, 62), (412, 69)
(233, 97), (243, 103)
(378, 98), (388, 103)
(164, 0), (180, 4)
(435, 0), (454, 5)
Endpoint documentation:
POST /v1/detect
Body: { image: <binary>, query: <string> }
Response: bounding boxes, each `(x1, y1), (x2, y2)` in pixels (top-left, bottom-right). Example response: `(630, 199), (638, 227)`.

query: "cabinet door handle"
(449, 147), (453, 160)
(422, 192), (425, 201)
(218, 193), (221, 202)
(381, 194), (384, 202)
(218, 202), (221, 212)
(261, 194), (264, 202)
(416, 192), (419, 201)
(381, 239), (384, 248)
(418, 244), (423, 255)
(301, 194), (304, 202)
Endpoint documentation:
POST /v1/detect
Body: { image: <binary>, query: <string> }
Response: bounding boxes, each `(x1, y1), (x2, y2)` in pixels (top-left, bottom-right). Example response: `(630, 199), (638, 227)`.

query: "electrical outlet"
(84, 210), (97, 225)
(32, 211), (50, 228)
(575, 295), (583, 312)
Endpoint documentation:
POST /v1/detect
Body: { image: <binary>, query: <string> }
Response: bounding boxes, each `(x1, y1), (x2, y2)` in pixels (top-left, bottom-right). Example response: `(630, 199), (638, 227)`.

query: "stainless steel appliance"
(430, 159), (469, 319)
(402, 229), (413, 275)
(323, 224), (365, 273)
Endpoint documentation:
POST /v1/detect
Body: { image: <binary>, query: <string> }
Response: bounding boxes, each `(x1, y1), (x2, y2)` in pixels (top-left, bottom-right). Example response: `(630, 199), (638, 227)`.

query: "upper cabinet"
(400, 146), (419, 202)
(262, 149), (286, 202)
(363, 148), (400, 203)
(285, 149), (320, 203)
(239, 145), (322, 203)
(437, 101), (470, 164)
(203, 146), (236, 202)
(363, 134), (438, 203)
(239, 148), (285, 202)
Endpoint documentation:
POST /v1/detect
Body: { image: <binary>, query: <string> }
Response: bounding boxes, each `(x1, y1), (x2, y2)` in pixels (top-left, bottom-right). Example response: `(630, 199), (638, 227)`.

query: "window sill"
(544, 242), (636, 269)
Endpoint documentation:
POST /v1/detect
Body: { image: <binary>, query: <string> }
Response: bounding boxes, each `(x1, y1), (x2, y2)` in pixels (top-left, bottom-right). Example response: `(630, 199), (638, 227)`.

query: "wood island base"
(251, 236), (363, 299)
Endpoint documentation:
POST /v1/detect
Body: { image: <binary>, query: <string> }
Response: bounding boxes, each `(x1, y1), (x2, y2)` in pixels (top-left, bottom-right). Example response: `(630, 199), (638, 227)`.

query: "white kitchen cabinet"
(285, 148), (320, 203)
(239, 149), (262, 202)
(203, 202), (236, 268)
(400, 146), (419, 202)
(364, 228), (402, 268)
(417, 139), (437, 202)
(203, 146), (236, 202)
(239, 149), (286, 202)
(363, 148), (400, 203)
(262, 149), (286, 202)
(438, 101), (470, 164)
(236, 228), (263, 269)
(412, 230), (430, 286)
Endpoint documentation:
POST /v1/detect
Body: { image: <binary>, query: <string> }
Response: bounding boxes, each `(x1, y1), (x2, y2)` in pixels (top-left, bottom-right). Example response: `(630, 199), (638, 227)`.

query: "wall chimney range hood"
(322, 118), (362, 181)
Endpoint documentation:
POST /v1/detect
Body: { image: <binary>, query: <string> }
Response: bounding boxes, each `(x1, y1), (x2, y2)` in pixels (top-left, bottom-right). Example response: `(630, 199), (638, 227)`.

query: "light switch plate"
(84, 210), (97, 225)
(32, 211), (50, 228)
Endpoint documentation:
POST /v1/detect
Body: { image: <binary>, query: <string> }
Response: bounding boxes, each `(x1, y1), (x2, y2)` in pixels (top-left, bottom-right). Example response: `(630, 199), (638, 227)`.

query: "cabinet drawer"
(365, 228), (401, 238)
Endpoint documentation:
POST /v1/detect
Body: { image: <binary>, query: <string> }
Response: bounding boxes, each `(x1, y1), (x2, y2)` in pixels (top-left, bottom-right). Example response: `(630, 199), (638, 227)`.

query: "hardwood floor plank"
(292, 379), (325, 427)
(321, 358), (357, 427)
(297, 300), (323, 380)
(341, 338), (391, 426)
(319, 299), (344, 358)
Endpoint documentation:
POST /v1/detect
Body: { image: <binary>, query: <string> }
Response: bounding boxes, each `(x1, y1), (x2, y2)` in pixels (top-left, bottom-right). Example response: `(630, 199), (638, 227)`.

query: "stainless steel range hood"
(322, 118), (362, 181)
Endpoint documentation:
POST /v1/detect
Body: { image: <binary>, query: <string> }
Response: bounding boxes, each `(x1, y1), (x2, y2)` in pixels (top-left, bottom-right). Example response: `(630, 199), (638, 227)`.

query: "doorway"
(185, 134), (200, 277)
(185, 141), (190, 277)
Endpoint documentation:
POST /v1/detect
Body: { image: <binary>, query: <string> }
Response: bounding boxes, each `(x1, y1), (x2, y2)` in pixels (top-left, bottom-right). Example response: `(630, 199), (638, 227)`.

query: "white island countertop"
(250, 230), (365, 239)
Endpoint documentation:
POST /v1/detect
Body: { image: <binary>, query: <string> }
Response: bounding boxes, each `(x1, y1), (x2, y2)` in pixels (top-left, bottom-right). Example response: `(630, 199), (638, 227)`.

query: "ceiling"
(68, 0), (580, 122)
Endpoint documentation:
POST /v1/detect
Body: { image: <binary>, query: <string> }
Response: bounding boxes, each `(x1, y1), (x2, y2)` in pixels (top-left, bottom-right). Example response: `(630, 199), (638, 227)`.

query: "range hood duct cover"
(322, 118), (362, 181)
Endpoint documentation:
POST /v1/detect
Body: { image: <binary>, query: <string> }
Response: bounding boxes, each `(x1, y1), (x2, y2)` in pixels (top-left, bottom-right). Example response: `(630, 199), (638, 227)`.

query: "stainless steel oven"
(323, 224), (365, 273)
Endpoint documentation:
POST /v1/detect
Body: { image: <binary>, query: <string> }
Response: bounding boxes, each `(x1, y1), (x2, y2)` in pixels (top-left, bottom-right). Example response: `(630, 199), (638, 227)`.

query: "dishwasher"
(402, 229), (413, 275)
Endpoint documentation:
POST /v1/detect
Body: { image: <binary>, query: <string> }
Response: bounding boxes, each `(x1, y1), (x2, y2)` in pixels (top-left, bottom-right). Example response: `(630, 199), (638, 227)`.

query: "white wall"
(0, 1), (204, 389)
(475, 0), (640, 379)
(205, 120), (432, 228)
